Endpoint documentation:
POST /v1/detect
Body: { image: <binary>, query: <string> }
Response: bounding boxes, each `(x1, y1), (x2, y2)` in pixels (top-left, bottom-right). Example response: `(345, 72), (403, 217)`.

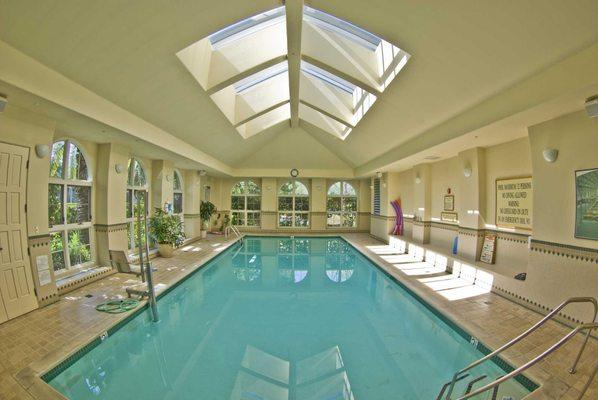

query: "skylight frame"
(301, 61), (355, 94)
(209, 6), (286, 49)
(234, 61), (289, 94)
(303, 6), (381, 51)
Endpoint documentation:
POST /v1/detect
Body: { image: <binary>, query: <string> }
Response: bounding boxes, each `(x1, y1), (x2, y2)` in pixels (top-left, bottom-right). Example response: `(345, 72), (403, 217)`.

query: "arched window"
(327, 181), (358, 228)
(231, 180), (261, 227)
(126, 158), (148, 252)
(48, 140), (93, 273)
(173, 170), (183, 214)
(278, 181), (309, 227)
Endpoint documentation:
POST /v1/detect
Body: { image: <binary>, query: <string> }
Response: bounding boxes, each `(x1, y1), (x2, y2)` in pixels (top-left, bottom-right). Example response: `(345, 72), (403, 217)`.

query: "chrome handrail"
(443, 297), (598, 399)
(456, 322), (598, 400)
(230, 225), (241, 238)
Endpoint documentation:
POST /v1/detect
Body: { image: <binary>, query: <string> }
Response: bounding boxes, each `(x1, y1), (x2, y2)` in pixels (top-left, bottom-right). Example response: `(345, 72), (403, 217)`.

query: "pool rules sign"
(496, 177), (533, 230)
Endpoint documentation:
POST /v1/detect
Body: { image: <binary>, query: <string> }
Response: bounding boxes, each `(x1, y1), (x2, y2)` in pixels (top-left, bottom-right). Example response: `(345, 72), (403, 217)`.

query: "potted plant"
(149, 208), (185, 258)
(200, 201), (216, 239)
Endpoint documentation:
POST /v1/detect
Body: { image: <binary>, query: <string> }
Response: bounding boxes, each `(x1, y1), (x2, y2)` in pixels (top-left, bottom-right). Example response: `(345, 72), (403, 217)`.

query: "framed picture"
(575, 168), (598, 240)
(441, 212), (458, 223)
(443, 195), (454, 211)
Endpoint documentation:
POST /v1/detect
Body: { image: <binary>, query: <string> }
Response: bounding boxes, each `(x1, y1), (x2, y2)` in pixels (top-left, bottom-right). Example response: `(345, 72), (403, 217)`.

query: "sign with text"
(496, 177), (532, 230)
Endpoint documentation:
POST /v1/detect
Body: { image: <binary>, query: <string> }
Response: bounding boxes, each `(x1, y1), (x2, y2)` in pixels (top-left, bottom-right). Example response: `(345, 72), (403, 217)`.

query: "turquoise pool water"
(48, 237), (532, 399)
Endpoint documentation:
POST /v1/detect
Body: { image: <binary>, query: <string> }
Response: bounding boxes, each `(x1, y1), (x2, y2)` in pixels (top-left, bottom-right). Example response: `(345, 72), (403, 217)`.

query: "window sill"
(53, 262), (96, 280)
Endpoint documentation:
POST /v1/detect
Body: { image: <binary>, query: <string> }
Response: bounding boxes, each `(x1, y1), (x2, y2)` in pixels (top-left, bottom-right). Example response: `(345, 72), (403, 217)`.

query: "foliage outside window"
(231, 180), (261, 227)
(173, 170), (183, 214)
(48, 140), (93, 273)
(327, 181), (358, 228)
(278, 181), (310, 228)
(126, 158), (150, 252)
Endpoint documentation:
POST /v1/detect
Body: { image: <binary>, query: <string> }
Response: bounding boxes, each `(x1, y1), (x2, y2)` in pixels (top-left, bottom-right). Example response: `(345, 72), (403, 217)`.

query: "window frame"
(48, 139), (94, 276)
(173, 169), (184, 215)
(277, 180), (310, 228)
(126, 158), (150, 254)
(231, 180), (262, 228)
(326, 181), (358, 228)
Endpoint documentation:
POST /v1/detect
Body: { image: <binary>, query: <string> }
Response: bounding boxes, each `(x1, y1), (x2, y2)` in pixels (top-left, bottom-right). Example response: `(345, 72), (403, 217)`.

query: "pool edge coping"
(20, 233), (542, 399)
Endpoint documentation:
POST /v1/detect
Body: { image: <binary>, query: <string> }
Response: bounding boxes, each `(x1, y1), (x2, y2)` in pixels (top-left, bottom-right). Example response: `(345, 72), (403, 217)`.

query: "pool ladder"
(437, 297), (598, 400)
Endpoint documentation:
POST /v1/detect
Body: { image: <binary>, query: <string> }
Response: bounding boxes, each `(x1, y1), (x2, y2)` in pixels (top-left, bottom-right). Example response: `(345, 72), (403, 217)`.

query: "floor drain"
(85, 294), (93, 298)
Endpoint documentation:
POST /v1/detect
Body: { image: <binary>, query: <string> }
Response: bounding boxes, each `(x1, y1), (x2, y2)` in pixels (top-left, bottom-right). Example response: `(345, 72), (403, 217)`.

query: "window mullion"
(62, 228), (71, 269)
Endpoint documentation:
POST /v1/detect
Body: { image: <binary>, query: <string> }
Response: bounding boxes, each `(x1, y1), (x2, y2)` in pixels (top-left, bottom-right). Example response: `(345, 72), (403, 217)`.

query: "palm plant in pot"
(200, 201), (216, 239)
(149, 208), (185, 258)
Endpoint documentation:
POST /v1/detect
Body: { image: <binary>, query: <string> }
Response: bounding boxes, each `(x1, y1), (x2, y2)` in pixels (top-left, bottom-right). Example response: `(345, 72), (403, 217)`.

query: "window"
(126, 158), (149, 252)
(373, 178), (381, 216)
(327, 181), (358, 228)
(173, 170), (183, 214)
(231, 180), (261, 227)
(278, 181), (310, 228)
(48, 140), (93, 273)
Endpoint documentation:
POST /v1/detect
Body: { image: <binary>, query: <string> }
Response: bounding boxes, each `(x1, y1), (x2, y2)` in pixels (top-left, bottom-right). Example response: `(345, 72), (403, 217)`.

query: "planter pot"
(201, 230), (208, 239)
(158, 243), (174, 258)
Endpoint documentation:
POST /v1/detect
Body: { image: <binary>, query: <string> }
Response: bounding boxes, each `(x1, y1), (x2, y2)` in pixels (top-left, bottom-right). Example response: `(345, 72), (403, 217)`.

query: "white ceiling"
(1, 0), (598, 175)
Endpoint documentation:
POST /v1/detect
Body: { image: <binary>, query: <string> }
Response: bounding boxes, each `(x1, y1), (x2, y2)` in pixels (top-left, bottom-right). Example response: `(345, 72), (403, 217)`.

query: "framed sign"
(575, 168), (598, 240)
(443, 195), (454, 211)
(441, 212), (458, 223)
(480, 233), (497, 264)
(496, 177), (532, 230)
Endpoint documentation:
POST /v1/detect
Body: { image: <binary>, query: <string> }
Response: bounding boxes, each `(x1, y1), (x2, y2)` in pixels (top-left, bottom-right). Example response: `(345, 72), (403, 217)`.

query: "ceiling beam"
(299, 100), (355, 128)
(206, 55), (287, 95)
(302, 54), (383, 97)
(285, 0), (303, 128)
(233, 100), (290, 127)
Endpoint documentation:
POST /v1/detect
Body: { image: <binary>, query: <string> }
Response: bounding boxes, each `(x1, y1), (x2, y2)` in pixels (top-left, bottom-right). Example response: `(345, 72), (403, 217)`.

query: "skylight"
(303, 6), (381, 51)
(234, 61), (289, 93)
(209, 7), (286, 49)
(177, 5), (409, 139)
(301, 61), (355, 94)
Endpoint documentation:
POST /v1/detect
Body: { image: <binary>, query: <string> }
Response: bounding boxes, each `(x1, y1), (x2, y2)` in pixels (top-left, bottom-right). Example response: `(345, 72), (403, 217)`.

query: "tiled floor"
(1, 233), (596, 399)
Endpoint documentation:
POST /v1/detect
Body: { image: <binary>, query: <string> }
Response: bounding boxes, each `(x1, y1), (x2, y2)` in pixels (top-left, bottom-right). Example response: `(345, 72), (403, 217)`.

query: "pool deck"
(0, 233), (596, 399)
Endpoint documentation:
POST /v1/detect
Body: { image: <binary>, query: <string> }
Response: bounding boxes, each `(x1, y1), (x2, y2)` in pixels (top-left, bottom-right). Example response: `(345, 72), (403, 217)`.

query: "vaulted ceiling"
(1, 0), (598, 176)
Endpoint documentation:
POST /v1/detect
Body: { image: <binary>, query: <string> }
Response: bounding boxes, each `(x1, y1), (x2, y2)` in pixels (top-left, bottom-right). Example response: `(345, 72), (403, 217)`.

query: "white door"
(0, 142), (37, 321)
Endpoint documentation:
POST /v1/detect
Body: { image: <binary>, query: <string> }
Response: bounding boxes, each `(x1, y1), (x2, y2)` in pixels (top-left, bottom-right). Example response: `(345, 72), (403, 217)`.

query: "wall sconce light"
(114, 163), (124, 174)
(266, 185), (272, 191)
(198, 169), (207, 176)
(414, 174), (421, 184)
(463, 165), (472, 178)
(542, 149), (558, 163)
(35, 144), (50, 158)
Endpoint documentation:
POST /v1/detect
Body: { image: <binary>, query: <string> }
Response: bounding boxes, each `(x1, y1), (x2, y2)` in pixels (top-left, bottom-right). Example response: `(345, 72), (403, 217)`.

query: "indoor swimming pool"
(46, 236), (534, 399)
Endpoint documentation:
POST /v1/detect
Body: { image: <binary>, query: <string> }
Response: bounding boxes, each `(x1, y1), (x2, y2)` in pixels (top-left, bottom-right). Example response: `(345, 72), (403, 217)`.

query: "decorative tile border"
(530, 239), (598, 263)
(56, 267), (115, 295)
(430, 221), (459, 231)
(94, 223), (128, 233)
